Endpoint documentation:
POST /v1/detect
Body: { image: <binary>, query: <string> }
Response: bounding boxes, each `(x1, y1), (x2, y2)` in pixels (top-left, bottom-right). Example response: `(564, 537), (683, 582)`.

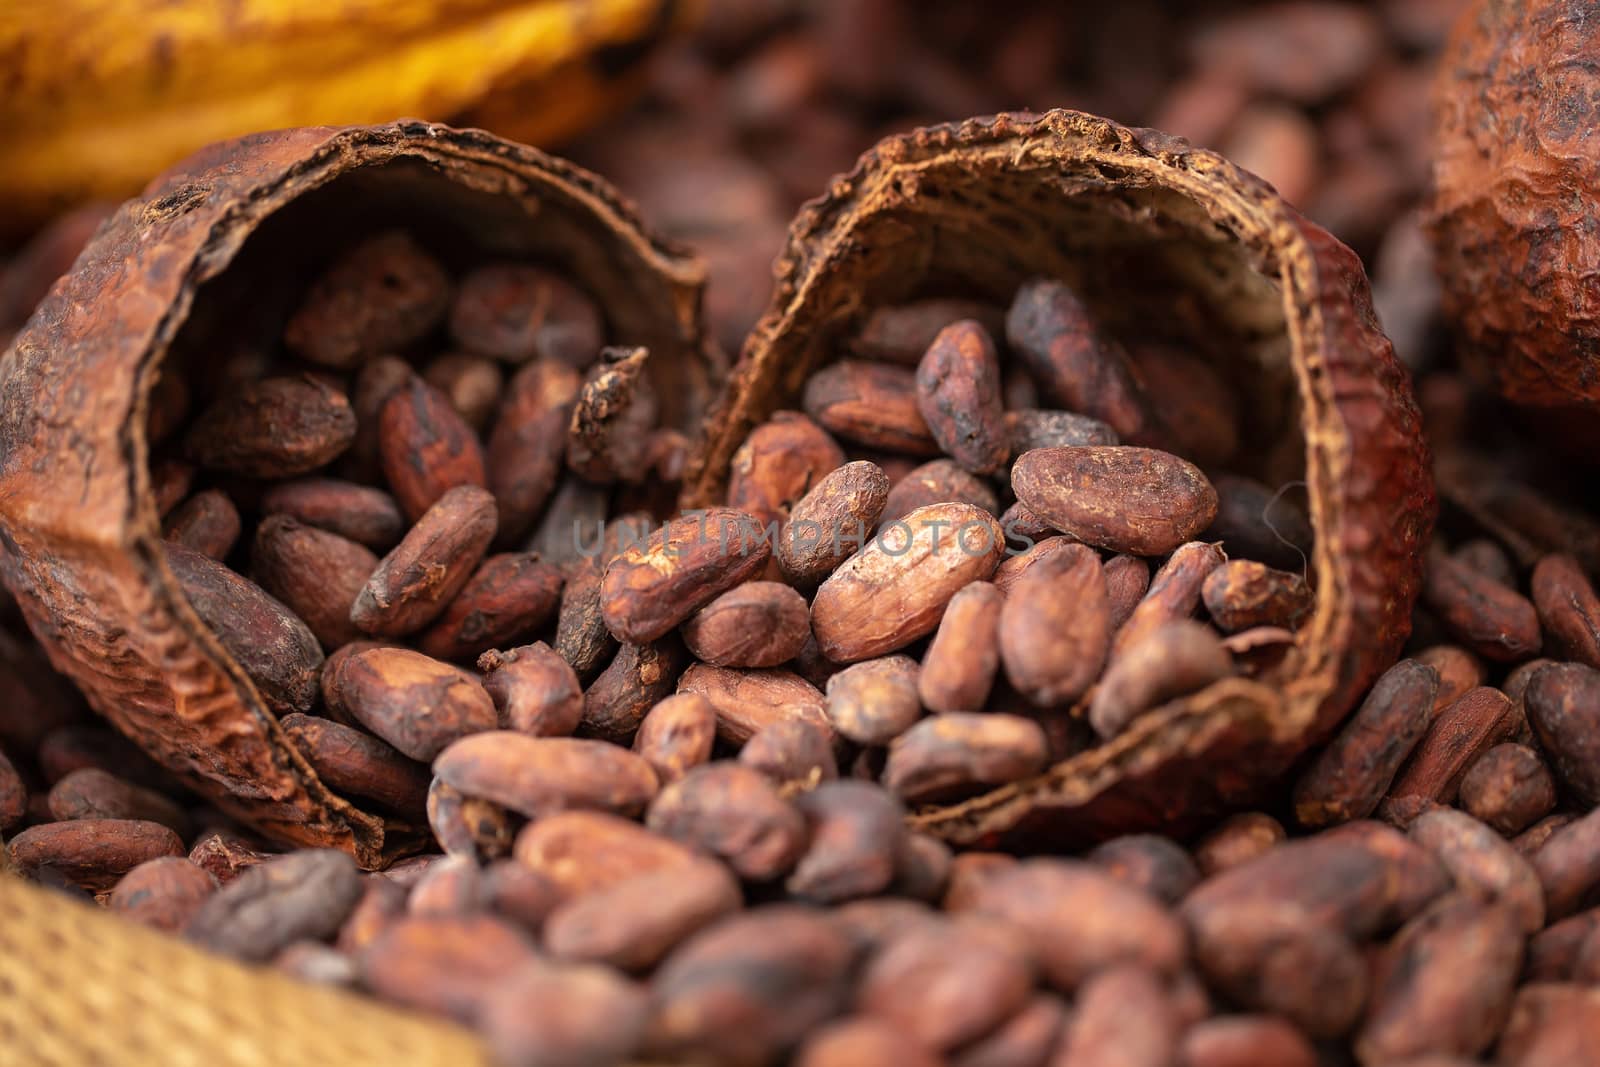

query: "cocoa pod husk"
(0, 121), (710, 864)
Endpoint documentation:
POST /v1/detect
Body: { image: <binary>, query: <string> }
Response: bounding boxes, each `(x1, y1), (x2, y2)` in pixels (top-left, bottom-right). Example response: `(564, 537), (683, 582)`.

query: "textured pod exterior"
(0, 121), (710, 866)
(1426, 0), (1600, 410)
(685, 109), (1432, 847)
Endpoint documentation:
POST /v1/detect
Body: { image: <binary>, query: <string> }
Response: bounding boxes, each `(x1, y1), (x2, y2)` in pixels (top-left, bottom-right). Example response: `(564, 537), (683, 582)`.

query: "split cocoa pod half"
(1426, 0), (1600, 414)
(685, 109), (1434, 848)
(0, 121), (710, 867)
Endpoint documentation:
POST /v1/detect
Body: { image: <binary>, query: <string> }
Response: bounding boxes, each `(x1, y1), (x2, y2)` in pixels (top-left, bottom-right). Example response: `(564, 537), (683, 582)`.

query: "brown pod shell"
(0, 121), (709, 866)
(685, 112), (1428, 849)
(1425, 0), (1600, 412)
(0, 123), (707, 870)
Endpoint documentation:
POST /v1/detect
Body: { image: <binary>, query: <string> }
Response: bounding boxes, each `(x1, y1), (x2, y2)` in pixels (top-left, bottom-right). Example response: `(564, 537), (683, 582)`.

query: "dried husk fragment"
(0, 121), (710, 867)
(685, 110), (1431, 847)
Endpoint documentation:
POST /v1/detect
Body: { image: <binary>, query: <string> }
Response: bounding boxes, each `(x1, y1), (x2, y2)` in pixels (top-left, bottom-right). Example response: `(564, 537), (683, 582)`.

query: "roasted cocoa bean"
(162, 489), (242, 560)
(1194, 813), (1286, 875)
(1414, 644), (1485, 716)
(428, 778), (517, 862)
(1087, 833), (1201, 906)
(1114, 540), (1227, 656)
(543, 858), (742, 971)
(480, 961), (649, 1067)
(45, 768), (188, 837)
(777, 460), (890, 587)
(581, 638), (689, 743)
(854, 299), (1005, 365)
(676, 662), (831, 746)
(486, 360), (582, 543)
(788, 781), (907, 903)
(740, 719), (839, 786)
(1531, 553), (1600, 668)
(259, 478), (406, 552)
(1532, 807), (1600, 919)
(358, 914), (537, 1023)
(513, 811), (699, 900)
(1409, 808), (1544, 933)
(566, 345), (658, 484)
(632, 693), (717, 784)
(1057, 964), (1180, 1067)
(601, 508), (771, 643)
(647, 761), (807, 881)
(1011, 445), (1217, 556)
(350, 484), (497, 637)
(1420, 550), (1541, 662)
(435, 732), (658, 821)
(727, 412), (846, 530)
(1524, 662), (1600, 806)
(858, 916), (1034, 1050)
(825, 656), (922, 746)
(1201, 560), (1314, 632)
(338, 647), (496, 761)
(918, 580), (1003, 713)
(881, 459), (999, 523)
(1179, 1015), (1318, 1067)
(379, 373), (488, 521)
(1387, 686), (1518, 805)
(1005, 408), (1120, 456)
(449, 263), (602, 367)
(284, 231), (450, 369)
(421, 352), (503, 431)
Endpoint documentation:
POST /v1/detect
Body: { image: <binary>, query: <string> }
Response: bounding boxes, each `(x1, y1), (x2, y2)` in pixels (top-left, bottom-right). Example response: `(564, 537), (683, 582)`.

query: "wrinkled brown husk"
(0, 121), (711, 867)
(685, 110), (1433, 848)
(1426, 0), (1600, 411)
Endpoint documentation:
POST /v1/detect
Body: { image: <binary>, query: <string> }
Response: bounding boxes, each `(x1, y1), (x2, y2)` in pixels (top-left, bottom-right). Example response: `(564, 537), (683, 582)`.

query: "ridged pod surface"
(0, 121), (710, 866)
(685, 109), (1433, 848)
(1426, 0), (1600, 411)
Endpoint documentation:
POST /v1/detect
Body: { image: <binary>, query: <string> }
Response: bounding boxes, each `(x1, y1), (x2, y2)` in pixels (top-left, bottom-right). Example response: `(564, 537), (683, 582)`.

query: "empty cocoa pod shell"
(685, 110), (1432, 847)
(0, 122), (711, 867)
(1426, 0), (1600, 412)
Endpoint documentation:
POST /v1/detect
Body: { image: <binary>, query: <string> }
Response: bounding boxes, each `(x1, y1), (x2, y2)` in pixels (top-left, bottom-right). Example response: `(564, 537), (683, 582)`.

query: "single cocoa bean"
(632, 693), (717, 784)
(682, 581), (811, 668)
(581, 637), (689, 743)
(162, 489), (241, 560)
(284, 231), (450, 369)
(435, 732), (658, 821)
(1387, 686), (1518, 804)
(185, 375), (356, 479)
(601, 508), (771, 643)
(108, 856), (217, 933)
(486, 360), (582, 543)
(250, 515), (377, 650)
(881, 458), (999, 523)
(647, 761), (807, 881)
(350, 484), (497, 637)
(1087, 833), (1201, 906)
(338, 647), (496, 761)
(883, 713), (1049, 805)
(449, 263), (601, 367)
(1459, 742), (1556, 835)
(379, 373), (488, 522)
(1090, 620), (1233, 739)
(676, 662), (831, 746)
(727, 412), (846, 530)
(1201, 560), (1314, 632)
(1420, 550), (1541, 662)
(259, 478), (406, 552)
(279, 713), (430, 815)
(803, 360), (940, 456)
(185, 849), (363, 962)
(478, 642), (584, 738)
(417, 552), (563, 662)
(543, 858), (741, 971)
(421, 351), (503, 431)
(825, 656), (922, 746)
(739, 719), (839, 786)
(918, 580), (1003, 713)
(999, 540), (1110, 708)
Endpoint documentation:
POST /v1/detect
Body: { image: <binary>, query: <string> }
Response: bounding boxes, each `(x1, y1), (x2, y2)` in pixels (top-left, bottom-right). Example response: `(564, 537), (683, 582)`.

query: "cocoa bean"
(486, 360), (582, 542)
(251, 515), (376, 650)
(803, 360), (940, 456)
(632, 693), (717, 784)
(1414, 644), (1485, 716)
(881, 458), (999, 523)
(1114, 540), (1227, 656)
(883, 713), (1049, 804)
(421, 352), (503, 431)
(999, 540), (1109, 708)
(478, 642), (584, 738)
(1104, 553), (1151, 633)
(1057, 964), (1180, 1067)
(1005, 408), (1120, 456)
(676, 662), (831, 746)
(554, 560), (617, 679)
(777, 460), (890, 587)
(162, 489), (241, 560)
(683, 581), (810, 668)
(858, 916), (1034, 1050)
(788, 780), (907, 903)
(1524, 662), (1600, 807)
(740, 719), (839, 786)
(566, 345), (657, 484)
(1087, 833), (1201, 906)
(1420, 550), (1541, 662)
(408, 855), (488, 917)
(481, 961), (649, 1067)
(1409, 808), (1545, 933)
(727, 412), (846, 530)
(338, 647), (496, 761)
(279, 713), (430, 815)
(284, 231), (450, 369)
(417, 553), (563, 662)
(582, 638), (689, 743)
(1459, 743), (1556, 835)
(513, 811), (699, 900)
(1388, 686), (1518, 805)
(647, 762), (807, 881)
(449, 263), (602, 367)
(601, 508), (771, 643)
(543, 858), (742, 971)
(185, 375), (356, 479)
(918, 580), (1003, 713)
(186, 849), (363, 962)
(259, 478), (406, 552)
(912, 319), (1009, 475)
(350, 484), (497, 637)
(1127, 341), (1240, 467)
(108, 856), (218, 933)
(1531, 807), (1600, 919)
(434, 732), (658, 821)
(427, 778), (517, 861)
(359, 914), (537, 1023)
(1011, 445), (1216, 556)
(1179, 1015), (1317, 1067)
(1090, 620), (1233, 739)
(1193, 813), (1287, 875)
(948, 993), (1066, 1067)
(1532, 553), (1600, 668)
(1203, 474), (1313, 573)
(379, 373), (487, 521)
(1201, 560), (1314, 632)
(825, 655), (922, 746)
(853, 299), (1005, 365)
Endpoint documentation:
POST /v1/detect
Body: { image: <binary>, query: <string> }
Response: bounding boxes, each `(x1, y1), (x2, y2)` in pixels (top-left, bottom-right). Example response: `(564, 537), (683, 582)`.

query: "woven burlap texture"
(0, 874), (490, 1067)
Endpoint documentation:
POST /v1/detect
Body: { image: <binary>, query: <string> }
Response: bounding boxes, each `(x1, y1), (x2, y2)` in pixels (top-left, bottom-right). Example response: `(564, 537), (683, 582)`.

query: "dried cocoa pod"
(1409, 808), (1544, 933)
(676, 662), (831, 746)
(416, 553), (563, 663)
(948, 994), (1067, 1067)
(162, 489), (241, 560)
(164, 542), (323, 715)
(1113, 541), (1227, 657)
(682, 581), (810, 668)
(825, 656), (922, 746)
(1522, 662), (1600, 809)
(359, 914), (538, 1024)
(727, 412), (846, 530)
(1293, 659), (1439, 827)
(1090, 621), (1234, 739)
(449, 263), (603, 367)
(1005, 278), (1164, 447)
(858, 917), (1034, 1051)
(250, 515), (376, 650)
(438, 728), (662, 825)
(378, 373), (486, 522)
(1459, 743), (1556, 835)
(632, 693), (717, 784)
(803, 360), (940, 456)
(1057, 964), (1180, 1067)
(1179, 1016), (1317, 1067)
(478, 642), (584, 738)
(1201, 561), (1314, 633)
(1388, 687), (1518, 805)
(1011, 445), (1217, 557)
(645, 906), (857, 1066)
(1426, 0), (1600, 412)
(776, 460), (890, 587)
(185, 849), (363, 962)
(184, 375), (356, 479)
(1194, 813), (1286, 876)
(1355, 893), (1524, 1063)
(884, 714), (1049, 805)
(881, 459), (999, 523)
(486, 360), (583, 544)
(338, 647), (496, 762)
(259, 478), (405, 552)
(999, 540), (1109, 708)
(918, 580), (1002, 713)
(284, 231), (449, 369)
(914, 320), (1008, 475)
(0, 122), (710, 863)
(853, 299), (1005, 365)
(351, 484), (498, 638)
(1087, 833), (1200, 906)
(421, 352), (502, 431)
(279, 714), (429, 816)
(480, 962), (649, 1067)
(46, 767), (190, 837)
(581, 638), (689, 743)
(601, 508), (771, 644)
(8, 818), (185, 892)
(646, 762), (807, 882)
(787, 781), (907, 903)
(543, 859), (741, 971)
(1005, 409), (1120, 456)
(108, 856), (218, 932)
(1420, 551), (1541, 663)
